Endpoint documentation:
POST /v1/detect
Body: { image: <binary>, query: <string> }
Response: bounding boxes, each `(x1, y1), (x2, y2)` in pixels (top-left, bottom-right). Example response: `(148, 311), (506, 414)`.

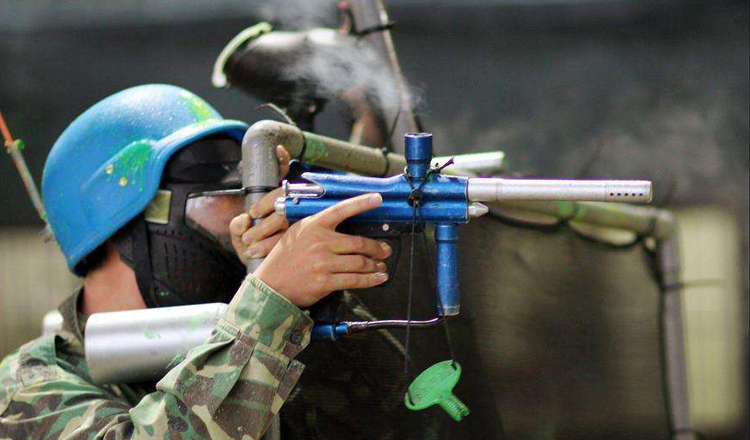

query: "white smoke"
(256, 0), (422, 120)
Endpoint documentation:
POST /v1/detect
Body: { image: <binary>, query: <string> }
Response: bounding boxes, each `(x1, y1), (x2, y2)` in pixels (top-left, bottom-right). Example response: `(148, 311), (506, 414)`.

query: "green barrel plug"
(405, 360), (470, 421)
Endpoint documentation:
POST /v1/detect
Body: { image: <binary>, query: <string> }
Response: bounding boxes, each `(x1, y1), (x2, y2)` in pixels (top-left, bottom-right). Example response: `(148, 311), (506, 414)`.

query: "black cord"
(380, 107), (402, 155)
(352, 21), (397, 38)
(575, 141), (605, 179)
(377, 108), (403, 177)
(403, 204), (418, 378)
(254, 102), (296, 126)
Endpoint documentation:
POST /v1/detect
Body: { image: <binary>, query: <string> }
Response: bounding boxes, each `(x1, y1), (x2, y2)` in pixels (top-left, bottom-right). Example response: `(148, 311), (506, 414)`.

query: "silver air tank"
(85, 303), (226, 384)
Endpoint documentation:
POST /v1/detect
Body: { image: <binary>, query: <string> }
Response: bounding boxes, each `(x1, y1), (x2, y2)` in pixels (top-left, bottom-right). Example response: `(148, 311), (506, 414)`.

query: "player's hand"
(229, 145), (291, 264)
(253, 193), (391, 307)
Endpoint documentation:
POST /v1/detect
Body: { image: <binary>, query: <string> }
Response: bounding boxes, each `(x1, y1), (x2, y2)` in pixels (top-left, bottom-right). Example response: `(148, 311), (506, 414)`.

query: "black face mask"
(115, 136), (247, 307)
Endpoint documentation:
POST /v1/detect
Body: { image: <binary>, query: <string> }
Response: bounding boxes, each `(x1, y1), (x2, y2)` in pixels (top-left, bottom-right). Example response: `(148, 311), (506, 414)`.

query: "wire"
(352, 21), (397, 38)
(403, 203), (418, 378)
(380, 107), (402, 154)
(575, 140), (605, 179)
(347, 317), (442, 332)
(255, 102), (296, 126)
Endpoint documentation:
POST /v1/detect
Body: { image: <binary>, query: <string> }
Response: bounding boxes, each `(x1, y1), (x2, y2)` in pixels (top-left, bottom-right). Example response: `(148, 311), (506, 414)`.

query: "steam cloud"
(256, 0), (422, 122)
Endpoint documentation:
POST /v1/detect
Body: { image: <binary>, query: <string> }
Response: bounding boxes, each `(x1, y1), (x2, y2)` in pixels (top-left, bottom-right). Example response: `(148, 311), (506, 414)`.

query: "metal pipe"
(241, 121), (301, 440)
(85, 303), (226, 384)
(489, 201), (675, 239)
(468, 178), (653, 203)
(251, 120), (503, 177)
(241, 121), (303, 271)
(654, 217), (696, 440)
(438, 151), (505, 176)
(300, 130), (406, 176)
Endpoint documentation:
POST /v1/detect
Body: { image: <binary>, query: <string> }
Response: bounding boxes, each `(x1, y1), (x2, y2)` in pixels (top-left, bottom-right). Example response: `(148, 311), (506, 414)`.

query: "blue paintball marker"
(275, 132), (653, 341)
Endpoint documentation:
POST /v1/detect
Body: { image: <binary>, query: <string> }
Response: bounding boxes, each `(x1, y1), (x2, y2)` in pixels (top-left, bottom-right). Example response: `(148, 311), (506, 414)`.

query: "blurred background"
(0, 0), (747, 439)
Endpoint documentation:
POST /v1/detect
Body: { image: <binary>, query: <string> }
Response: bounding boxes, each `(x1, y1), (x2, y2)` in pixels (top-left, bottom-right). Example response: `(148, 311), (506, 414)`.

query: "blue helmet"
(42, 84), (248, 271)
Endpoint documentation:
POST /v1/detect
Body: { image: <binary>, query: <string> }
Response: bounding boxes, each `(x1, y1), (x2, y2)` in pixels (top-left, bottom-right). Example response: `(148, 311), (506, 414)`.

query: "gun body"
(277, 132), (652, 326)
(281, 174), (469, 223)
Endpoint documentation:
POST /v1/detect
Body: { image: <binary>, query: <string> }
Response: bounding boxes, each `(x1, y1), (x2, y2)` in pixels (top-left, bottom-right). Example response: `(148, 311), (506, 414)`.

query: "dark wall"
(1, 2), (747, 225)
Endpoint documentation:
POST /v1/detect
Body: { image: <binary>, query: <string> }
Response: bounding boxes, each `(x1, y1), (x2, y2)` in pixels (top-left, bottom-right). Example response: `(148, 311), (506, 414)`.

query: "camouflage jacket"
(0, 274), (313, 440)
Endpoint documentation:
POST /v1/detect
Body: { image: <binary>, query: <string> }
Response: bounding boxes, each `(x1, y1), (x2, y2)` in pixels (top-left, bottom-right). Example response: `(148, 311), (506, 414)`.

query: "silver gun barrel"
(85, 303), (226, 384)
(467, 178), (653, 203)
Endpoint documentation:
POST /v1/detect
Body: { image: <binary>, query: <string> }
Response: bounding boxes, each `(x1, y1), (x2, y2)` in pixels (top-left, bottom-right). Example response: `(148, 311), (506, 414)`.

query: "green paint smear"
(112, 140), (154, 191)
(302, 133), (329, 163)
(143, 328), (161, 340)
(180, 90), (215, 122)
(168, 353), (185, 368)
(188, 312), (210, 330)
(555, 201), (576, 220)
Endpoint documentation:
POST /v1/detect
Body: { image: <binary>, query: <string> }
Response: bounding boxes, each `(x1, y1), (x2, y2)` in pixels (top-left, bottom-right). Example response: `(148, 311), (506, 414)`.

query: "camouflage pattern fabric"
(0, 274), (313, 440)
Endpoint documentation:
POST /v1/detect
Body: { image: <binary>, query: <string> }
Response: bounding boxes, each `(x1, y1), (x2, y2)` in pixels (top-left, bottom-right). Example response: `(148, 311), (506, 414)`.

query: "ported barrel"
(467, 178), (653, 203)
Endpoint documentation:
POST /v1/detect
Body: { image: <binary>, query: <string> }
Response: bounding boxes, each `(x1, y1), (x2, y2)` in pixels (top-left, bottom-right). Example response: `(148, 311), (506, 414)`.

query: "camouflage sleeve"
(0, 274), (313, 440)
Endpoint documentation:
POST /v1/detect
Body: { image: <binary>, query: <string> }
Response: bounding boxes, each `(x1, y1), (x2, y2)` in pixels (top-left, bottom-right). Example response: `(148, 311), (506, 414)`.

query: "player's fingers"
(230, 213), (251, 258)
(244, 233), (283, 259)
(326, 272), (389, 291)
(230, 212), (251, 236)
(328, 255), (386, 274)
(328, 235), (391, 260)
(276, 145), (291, 179)
(242, 213), (288, 245)
(248, 187), (285, 219)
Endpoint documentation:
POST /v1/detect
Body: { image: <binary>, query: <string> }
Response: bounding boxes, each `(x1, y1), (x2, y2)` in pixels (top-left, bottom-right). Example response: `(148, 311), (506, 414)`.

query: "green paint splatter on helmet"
(180, 90), (215, 122)
(111, 140), (155, 192)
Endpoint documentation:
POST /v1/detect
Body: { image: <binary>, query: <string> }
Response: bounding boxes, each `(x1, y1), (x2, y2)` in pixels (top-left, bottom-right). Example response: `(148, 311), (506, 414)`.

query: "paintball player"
(0, 84), (391, 439)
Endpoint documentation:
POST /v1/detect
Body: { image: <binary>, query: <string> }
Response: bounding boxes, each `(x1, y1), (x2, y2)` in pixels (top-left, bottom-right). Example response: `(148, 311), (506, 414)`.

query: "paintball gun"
(275, 131), (652, 340)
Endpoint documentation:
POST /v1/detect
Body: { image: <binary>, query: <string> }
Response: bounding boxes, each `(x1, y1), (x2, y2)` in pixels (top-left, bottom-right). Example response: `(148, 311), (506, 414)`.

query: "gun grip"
(336, 221), (409, 284)
(307, 221), (406, 325)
